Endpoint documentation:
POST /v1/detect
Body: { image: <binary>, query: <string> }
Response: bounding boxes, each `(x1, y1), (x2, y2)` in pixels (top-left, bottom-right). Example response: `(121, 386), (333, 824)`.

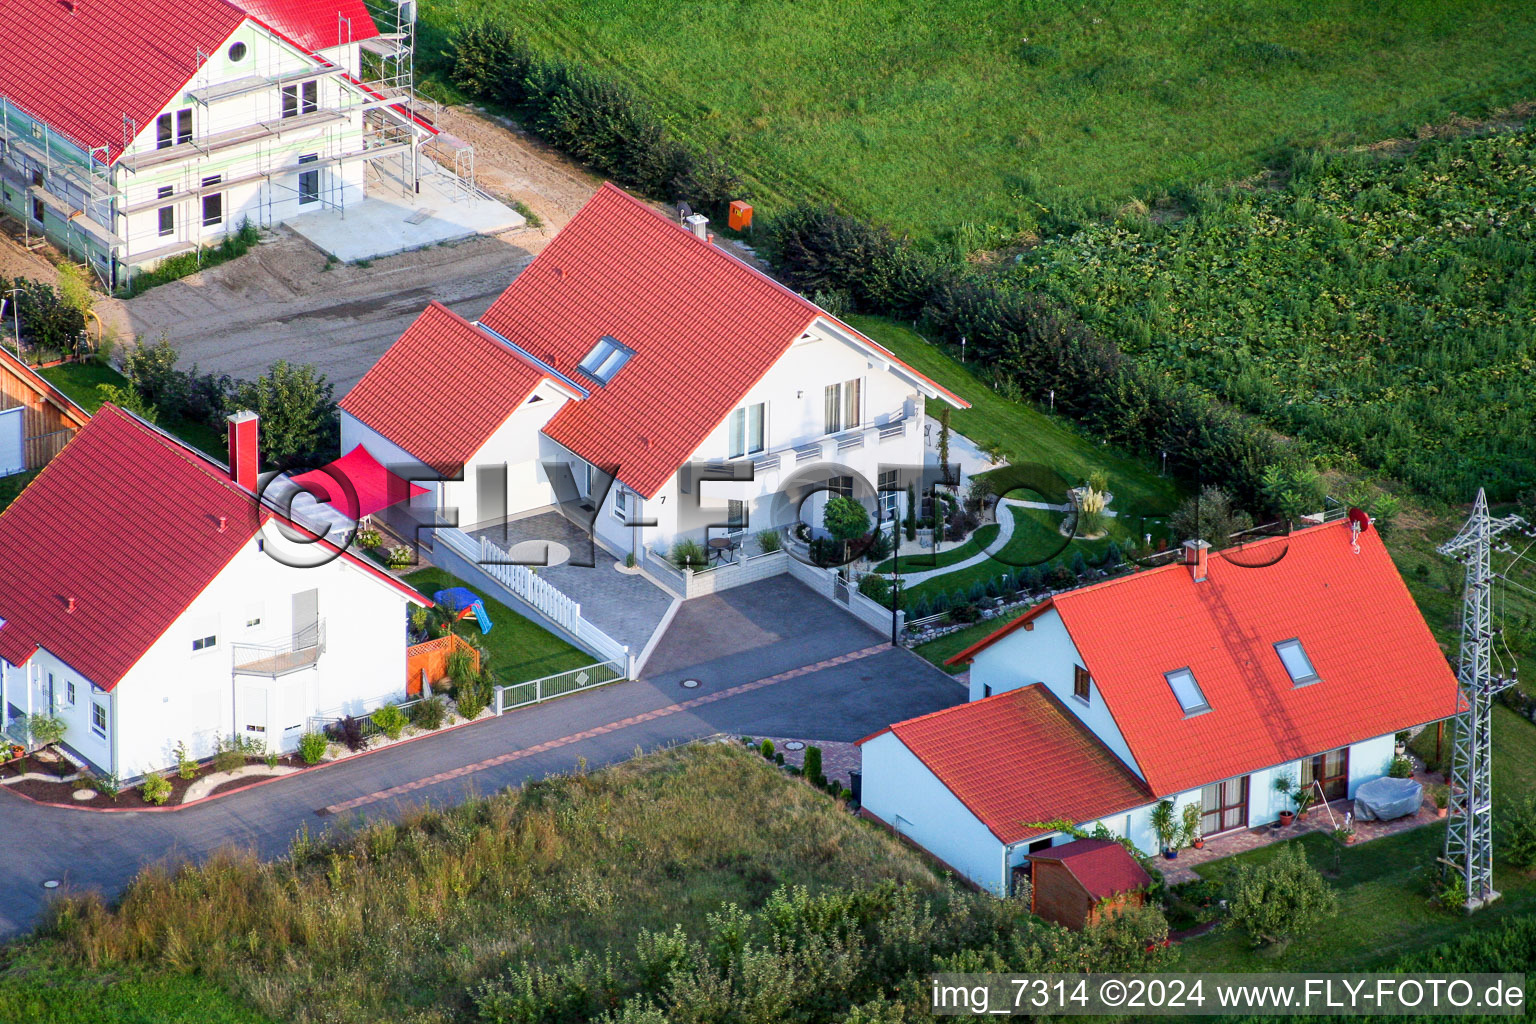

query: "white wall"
(450, 382), (573, 527)
(860, 730), (1008, 894)
(1349, 733), (1397, 796)
(0, 406), (23, 476)
(340, 411), (445, 519)
(967, 609), (1142, 779)
(105, 529), (413, 778)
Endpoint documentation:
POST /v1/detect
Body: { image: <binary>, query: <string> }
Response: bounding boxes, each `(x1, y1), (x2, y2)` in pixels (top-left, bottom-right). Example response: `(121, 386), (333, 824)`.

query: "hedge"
(447, 21), (739, 216)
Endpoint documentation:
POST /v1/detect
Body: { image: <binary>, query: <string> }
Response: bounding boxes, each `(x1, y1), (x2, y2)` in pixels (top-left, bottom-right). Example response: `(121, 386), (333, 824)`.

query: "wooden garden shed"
(1027, 838), (1150, 931)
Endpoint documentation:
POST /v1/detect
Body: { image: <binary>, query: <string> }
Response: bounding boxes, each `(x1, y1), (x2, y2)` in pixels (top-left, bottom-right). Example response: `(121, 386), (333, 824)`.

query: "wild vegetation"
(1013, 126), (1536, 501)
(5, 745), (1168, 1023)
(421, 0), (1536, 245)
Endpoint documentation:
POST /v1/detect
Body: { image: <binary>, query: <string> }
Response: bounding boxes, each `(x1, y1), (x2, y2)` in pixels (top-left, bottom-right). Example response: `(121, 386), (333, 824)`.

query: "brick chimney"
(1183, 539), (1210, 583)
(227, 410), (259, 492)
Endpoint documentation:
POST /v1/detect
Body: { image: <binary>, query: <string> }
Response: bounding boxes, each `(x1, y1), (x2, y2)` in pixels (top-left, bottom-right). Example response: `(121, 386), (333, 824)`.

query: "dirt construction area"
(1, 106), (605, 392)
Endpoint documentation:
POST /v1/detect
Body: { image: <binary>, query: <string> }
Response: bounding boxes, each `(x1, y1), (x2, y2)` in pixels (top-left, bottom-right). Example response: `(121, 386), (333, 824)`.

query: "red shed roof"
(339, 301), (555, 475)
(472, 183), (966, 498)
(1030, 838), (1151, 901)
(0, 405), (423, 689)
(859, 686), (1150, 845)
(946, 521), (1463, 796)
(0, 0), (375, 161)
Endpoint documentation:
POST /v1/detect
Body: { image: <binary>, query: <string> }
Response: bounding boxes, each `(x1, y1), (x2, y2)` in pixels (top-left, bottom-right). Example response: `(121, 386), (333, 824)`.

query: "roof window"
(1164, 667), (1210, 716)
(1274, 638), (1320, 686)
(577, 335), (633, 385)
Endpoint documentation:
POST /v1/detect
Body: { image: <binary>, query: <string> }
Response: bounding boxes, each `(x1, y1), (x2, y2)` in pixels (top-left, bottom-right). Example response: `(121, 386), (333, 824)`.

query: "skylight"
(1275, 638), (1320, 686)
(577, 335), (634, 385)
(1164, 668), (1210, 715)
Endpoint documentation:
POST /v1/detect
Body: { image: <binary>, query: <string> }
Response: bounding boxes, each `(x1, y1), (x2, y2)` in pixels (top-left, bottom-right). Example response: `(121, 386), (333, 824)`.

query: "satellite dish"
(677, 202), (693, 222)
(1347, 507), (1371, 531)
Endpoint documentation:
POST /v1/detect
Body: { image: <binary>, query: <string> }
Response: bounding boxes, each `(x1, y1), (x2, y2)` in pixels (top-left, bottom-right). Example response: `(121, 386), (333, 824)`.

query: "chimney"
(684, 213), (708, 240)
(218, 515), (228, 533)
(227, 410), (259, 492)
(65, 597), (76, 614)
(1183, 539), (1210, 583)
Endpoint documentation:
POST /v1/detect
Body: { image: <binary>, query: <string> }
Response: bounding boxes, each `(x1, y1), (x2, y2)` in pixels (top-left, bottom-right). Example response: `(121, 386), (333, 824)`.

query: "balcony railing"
(738, 416), (911, 473)
(233, 621), (326, 678)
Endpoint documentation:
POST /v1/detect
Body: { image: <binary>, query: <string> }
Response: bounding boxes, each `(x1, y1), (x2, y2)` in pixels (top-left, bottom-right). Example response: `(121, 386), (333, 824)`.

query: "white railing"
(494, 659), (627, 715)
(475, 534), (582, 634)
(837, 434), (865, 452)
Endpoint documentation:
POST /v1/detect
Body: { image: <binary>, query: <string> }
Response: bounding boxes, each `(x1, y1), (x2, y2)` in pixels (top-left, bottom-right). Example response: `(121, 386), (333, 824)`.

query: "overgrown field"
(420, 0), (1536, 242)
(1011, 126), (1536, 502)
(0, 744), (1168, 1023)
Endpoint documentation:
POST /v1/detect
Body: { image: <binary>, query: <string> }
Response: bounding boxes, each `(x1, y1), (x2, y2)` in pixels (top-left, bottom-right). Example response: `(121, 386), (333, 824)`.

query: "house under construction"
(0, 0), (474, 289)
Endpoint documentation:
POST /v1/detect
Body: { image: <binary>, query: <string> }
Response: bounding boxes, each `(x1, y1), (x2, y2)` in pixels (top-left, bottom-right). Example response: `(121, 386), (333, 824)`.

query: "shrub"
(446, 645), (478, 688)
(298, 731), (328, 766)
(1170, 485), (1254, 548)
(1101, 541), (1124, 569)
(671, 537), (708, 571)
(858, 573), (891, 606)
(174, 741), (197, 780)
(140, 773), (172, 806)
(354, 527), (382, 549)
(774, 752), (785, 766)
(1225, 844), (1339, 947)
(755, 528), (782, 554)
(454, 679), (492, 721)
(803, 746), (824, 788)
(1070, 551), (1088, 577)
(93, 772), (121, 800)
(386, 545), (413, 569)
(1048, 564), (1076, 589)
(412, 696), (447, 732)
(1497, 794), (1536, 871)
(328, 715), (367, 753)
(759, 739), (774, 760)
(1388, 754), (1414, 779)
(1017, 565), (1040, 593)
(948, 603), (979, 624)
(371, 703), (408, 741)
(23, 713), (66, 748)
(1436, 874), (1468, 912)
(212, 736), (251, 774)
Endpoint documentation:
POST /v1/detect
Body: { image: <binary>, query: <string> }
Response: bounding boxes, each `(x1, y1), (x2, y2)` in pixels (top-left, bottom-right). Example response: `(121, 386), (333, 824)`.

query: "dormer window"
(1165, 667), (1210, 715)
(577, 335), (633, 385)
(1275, 638), (1320, 686)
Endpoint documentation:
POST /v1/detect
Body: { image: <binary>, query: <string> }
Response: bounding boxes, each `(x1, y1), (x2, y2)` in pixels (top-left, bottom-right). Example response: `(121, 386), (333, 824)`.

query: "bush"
(1388, 754), (1414, 779)
(22, 713), (66, 748)
(212, 736), (255, 774)
(0, 276), (87, 356)
(93, 772), (121, 800)
(174, 741), (197, 780)
(386, 545), (413, 569)
(328, 715), (367, 753)
(446, 645), (478, 688)
(412, 695), (447, 732)
(297, 731), (328, 766)
(671, 537), (708, 571)
(1225, 844), (1339, 947)
(858, 573), (891, 606)
(454, 678), (492, 721)
(354, 527), (382, 550)
(803, 746), (824, 788)
(140, 773), (172, 806)
(759, 739), (774, 760)
(1498, 794), (1536, 871)
(755, 528), (782, 553)
(1069, 551), (1088, 577)
(370, 703), (407, 741)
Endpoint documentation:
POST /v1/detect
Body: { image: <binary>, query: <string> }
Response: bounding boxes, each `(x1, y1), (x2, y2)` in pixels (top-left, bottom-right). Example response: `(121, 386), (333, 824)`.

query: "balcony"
(232, 621), (326, 678)
(743, 415), (913, 476)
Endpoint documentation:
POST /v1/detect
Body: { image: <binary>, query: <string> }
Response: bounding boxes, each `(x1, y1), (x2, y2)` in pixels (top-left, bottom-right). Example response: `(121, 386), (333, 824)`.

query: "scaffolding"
(1438, 489), (1530, 911)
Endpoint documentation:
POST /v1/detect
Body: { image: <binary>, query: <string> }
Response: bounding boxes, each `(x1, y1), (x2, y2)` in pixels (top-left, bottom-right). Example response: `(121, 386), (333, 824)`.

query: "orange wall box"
(728, 200), (753, 231)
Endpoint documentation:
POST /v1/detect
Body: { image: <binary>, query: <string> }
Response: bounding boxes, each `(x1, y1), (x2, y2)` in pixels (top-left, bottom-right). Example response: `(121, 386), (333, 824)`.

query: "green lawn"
(421, 0), (1536, 243)
(1179, 825), (1536, 972)
(909, 618), (1007, 675)
(849, 315), (1184, 520)
(37, 362), (225, 459)
(0, 946), (271, 1024)
(874, 520), (1000, 574)
(403, 566), (593, 684)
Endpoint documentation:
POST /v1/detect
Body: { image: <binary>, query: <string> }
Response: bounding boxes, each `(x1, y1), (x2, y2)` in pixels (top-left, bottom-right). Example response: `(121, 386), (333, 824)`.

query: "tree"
(904, 482), (917, 541)
(938, 408), (952, 485)
(1070, 550), (1088, 577)
(1498, 794), (1536, 871)
(822, 495), (871, 563)
(226, 360), (338, 469)
(1260, 462), (1326, 520)
(1226, 844), (1339, 948)
(1169, 485), (1254, 548)
(96, 383), (159, 424)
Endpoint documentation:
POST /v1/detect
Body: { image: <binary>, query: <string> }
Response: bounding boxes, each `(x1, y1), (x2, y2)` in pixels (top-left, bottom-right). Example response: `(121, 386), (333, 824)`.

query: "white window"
(245, 604), (264, 630)
(1274, 638), (1320, 686)
(1164, 667), (1210, 715)
(824, 378), (862, 434)
(201, 175), (222, 226)
(579, 462), (593, 497)
(66, 680), (76, 706)
(728, 402), (765, 458)
(91, 700), (107, 737)
(612, 486), (629, 522)
(878, 469), (900, 519)
(192, 634), (217, 652)
(577, 335), (634, 385)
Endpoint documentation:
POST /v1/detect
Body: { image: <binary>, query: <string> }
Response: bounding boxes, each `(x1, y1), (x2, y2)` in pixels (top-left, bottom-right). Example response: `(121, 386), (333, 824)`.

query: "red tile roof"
(339, 302), (554, 474)
(1030, 838), (1151, 901)
(473, 183), (966, 498)
(0, 0), (375, 161)
(946, 521), (1463, 797)
(0, 405), (423, 689)
(860, 686), (1151, 845)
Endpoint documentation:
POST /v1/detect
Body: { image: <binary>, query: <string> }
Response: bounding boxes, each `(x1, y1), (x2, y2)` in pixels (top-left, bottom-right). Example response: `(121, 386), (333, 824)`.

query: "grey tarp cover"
(1353, 776), (1423, 821)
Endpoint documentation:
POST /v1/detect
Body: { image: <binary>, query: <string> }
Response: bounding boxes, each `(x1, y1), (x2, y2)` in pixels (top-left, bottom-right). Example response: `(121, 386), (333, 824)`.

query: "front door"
(1200, 775), (1249, 835)
(292, 589), (319, 650)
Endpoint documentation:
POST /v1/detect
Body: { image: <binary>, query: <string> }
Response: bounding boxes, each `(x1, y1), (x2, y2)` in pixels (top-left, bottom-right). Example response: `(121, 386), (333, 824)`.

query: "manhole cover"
(42, 880), (59, 889)
(784, 741), (805, 751)
(680, 678), (701, 689)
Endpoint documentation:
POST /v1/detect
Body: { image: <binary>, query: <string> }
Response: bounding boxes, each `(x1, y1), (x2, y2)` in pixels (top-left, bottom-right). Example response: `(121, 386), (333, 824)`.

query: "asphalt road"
(0, 577), (963, 940)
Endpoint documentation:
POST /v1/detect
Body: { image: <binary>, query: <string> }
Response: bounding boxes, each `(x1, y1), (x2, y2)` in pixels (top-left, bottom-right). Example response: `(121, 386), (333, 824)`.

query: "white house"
(860, 522), (1463, 895)
(0, 0), (449, 287)
(339, 182), (969, 561)
(0, 404), (428, 780)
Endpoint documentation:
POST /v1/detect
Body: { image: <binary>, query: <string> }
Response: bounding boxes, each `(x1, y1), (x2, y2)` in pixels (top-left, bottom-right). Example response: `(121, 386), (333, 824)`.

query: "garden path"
(892, 497), (1025, 586)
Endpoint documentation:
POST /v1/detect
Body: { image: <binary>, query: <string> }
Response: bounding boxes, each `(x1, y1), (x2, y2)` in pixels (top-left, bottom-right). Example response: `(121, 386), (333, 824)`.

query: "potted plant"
(1273, 773), (1296, 827)
(1333, 825), (1357, 845)
(1292, 785), (1318, 822)
(1432, 784), (1449, 818)
(1151, 799), (1180, 859)
(1182, 801), (1204, 850)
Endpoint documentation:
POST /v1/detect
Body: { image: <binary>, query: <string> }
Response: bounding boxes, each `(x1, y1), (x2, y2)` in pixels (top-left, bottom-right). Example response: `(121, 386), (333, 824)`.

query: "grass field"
(38, 362), (226, 459)
(403, 566), (594, 684)
(421, 0), (1536, 243)
(5, 744), (944, 1024)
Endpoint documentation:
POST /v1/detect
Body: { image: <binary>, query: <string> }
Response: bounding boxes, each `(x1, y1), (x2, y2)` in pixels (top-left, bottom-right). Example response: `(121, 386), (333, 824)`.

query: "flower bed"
(3, 752), (306, 809)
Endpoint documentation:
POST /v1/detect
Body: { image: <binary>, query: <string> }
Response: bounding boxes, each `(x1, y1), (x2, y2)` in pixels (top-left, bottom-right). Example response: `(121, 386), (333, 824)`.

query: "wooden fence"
(405, 631), (480, 697)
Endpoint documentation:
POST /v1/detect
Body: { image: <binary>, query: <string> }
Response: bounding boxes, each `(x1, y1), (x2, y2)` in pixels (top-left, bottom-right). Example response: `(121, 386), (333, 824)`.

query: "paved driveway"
(0, 577), (962, 940)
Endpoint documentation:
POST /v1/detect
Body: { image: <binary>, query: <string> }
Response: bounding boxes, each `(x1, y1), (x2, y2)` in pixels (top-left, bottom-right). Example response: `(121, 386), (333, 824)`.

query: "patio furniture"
(707, 537), (736, 564)
(1353, 775), (1423, 821)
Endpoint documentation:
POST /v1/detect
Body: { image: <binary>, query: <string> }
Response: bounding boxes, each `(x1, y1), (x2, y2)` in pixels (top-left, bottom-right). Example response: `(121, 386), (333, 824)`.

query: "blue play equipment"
(434, 587), (493, 635)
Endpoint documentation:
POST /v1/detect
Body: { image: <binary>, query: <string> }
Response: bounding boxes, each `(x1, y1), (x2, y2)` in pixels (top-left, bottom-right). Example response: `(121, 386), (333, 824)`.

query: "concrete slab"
(285, 159), (526, 262)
